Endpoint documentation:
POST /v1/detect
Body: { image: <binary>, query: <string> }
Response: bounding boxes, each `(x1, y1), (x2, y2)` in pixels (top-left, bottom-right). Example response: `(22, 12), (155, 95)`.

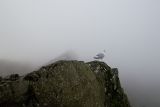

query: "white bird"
(94, 50), (106, 60)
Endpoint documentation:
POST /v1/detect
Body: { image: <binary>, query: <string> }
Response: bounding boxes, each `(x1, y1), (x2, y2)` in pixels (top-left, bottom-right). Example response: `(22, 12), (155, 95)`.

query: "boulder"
(0, 60), (131, 107)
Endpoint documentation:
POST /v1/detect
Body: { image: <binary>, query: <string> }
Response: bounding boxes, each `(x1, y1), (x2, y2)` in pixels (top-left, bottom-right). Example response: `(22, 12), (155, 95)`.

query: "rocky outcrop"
(87, 61), (131, 107)
(0, 60), (131, 107)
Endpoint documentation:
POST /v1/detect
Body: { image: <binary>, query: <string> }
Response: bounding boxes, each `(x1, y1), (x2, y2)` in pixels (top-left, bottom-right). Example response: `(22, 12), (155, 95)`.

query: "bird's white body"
(94, 50), (106, 60)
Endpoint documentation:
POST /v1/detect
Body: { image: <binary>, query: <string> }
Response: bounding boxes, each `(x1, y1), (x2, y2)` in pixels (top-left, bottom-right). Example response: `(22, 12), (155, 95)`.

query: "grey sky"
(0, 0), (160, 107)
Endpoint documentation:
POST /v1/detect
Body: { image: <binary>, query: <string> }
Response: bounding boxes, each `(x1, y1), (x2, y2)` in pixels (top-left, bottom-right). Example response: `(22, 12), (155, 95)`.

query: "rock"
(0, 76), (2, 82)
(9, 74), (20, 81)
(0, 75), (28, 107)
(23, 60), (104, 107)
(88, 61), (131, 107)
(0, 60), (131, 107)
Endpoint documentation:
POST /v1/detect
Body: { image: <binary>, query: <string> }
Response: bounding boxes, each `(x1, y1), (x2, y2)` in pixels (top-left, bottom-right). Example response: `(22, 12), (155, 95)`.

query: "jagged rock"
(87, 61), (131, 107)
(0, 60), (131, 107)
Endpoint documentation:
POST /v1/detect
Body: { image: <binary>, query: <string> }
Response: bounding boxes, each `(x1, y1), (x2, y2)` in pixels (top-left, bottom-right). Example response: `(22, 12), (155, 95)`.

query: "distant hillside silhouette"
(0, 60), (33, 76)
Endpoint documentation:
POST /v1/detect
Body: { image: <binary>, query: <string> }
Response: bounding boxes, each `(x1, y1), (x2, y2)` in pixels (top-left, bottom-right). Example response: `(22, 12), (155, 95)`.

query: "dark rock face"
(0, 60), (131, 107)
(0, 76), (2, 82)
(87, 61), (131, 107)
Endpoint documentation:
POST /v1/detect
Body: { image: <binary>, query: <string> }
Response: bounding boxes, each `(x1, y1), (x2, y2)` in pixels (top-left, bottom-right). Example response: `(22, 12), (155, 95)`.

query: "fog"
(0, 0), (160, 107)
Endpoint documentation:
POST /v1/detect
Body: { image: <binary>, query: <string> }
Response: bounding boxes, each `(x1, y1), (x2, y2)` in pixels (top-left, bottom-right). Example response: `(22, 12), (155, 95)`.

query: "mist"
(0, 0), (160, 107)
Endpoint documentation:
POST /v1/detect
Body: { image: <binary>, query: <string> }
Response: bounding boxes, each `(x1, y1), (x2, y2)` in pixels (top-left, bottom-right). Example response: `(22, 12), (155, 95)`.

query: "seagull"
(94, 50), (106, 60)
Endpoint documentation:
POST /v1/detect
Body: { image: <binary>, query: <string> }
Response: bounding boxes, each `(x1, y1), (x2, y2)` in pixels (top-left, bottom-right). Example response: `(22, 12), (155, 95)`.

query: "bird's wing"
(96, 53), (104, 57)
(96, 53), (102, 56)
(94, 56), (99, 59)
